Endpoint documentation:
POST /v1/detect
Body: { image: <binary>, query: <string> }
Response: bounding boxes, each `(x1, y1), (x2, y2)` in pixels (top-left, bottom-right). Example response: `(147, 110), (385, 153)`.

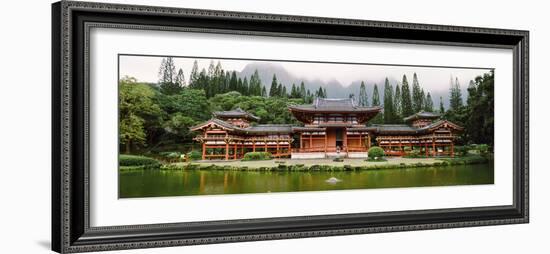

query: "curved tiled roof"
(403, 111), (440, 122)
(213, 108), (260, 121)
(288, 98), (381, 113)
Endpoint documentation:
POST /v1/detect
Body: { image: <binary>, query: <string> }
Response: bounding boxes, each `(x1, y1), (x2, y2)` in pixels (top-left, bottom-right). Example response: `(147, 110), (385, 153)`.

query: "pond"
(119, 163), (494, 198)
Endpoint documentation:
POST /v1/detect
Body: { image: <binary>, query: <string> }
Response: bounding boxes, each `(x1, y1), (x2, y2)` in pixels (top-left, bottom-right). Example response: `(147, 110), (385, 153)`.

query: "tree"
(249, 69), (262, 96)
(189, 60), (199, 87)
(261, 86), (267, 97)
(175, 68), (186, 88)
(282, 86), (288, 98)
(424, 92), (434, 112)
(393, 84), (402, 121)
(299, 81), (306, 99)
(242, 77), (249, 95)
(119, 76), (161, 153)
(370, 84), (383, 124)
(158, 57), (180, 95)
(269, 74), (279, 97)
(411, 73), (424, 113)
(383, 78), (395, 124)
(290, 83), (300, 98)
(449, 76), (463, 111)
(316, 86), (326, 98)
(439, 96), (445, 114)
(358, 81), (368, 106)
(464, 73), (494, 147)
(400, 75), (413, 117)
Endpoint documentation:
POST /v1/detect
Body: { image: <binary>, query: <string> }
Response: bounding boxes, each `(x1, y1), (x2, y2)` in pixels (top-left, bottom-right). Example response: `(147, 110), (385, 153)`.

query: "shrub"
(368, 146), (385, 159)
(242, 152), (272, 161)
(333, 157), (344, 162)
(186, 151), (202, 161)
(119, 154), (161, 168)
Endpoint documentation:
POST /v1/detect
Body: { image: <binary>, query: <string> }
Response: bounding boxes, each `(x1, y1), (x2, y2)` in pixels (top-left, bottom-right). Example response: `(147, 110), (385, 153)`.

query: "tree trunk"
(125, 140), (131, 154)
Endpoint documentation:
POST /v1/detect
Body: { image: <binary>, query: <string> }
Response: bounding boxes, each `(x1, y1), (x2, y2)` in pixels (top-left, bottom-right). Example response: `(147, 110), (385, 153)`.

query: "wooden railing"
(292, 146), (368, 153)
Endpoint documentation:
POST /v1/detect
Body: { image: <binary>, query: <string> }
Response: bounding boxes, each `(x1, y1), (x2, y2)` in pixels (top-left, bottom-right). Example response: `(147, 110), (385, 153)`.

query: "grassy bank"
(160, 155), (490, 171)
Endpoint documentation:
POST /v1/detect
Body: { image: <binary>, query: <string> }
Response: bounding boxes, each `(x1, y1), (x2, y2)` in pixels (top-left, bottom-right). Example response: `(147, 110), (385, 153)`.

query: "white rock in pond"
(325, 177), (342, 183)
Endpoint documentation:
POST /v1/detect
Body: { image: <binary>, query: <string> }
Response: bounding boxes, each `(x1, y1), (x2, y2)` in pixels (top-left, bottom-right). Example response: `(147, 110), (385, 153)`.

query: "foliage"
(449, 76), (463, 111)
(186, 150), (202, 161)
(383, 78), (395, 123)
(424, 92), (434, 112)
(119, 76), (162, 153)
(412, 73), (424, 113)
(368, 146), (385, 158)
(242, 152), (272, 161)
(333, 157), (344, 162)
(370, 84), (383, 124)
(400, 74), (414, 117)
(358, 81), (368, 106)
(119, 154), (161, 168)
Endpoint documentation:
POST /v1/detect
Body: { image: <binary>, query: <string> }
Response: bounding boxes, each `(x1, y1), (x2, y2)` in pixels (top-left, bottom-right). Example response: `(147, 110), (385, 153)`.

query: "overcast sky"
(119, 55), (491, 92)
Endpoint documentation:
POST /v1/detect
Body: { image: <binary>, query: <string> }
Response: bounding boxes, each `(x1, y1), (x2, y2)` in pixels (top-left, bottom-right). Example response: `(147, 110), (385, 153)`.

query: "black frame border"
(52, 1), (529, 253)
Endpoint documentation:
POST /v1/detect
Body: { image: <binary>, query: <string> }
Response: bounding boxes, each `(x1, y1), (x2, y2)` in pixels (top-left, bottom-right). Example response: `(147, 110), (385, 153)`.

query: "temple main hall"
(190, 98), (463, 160)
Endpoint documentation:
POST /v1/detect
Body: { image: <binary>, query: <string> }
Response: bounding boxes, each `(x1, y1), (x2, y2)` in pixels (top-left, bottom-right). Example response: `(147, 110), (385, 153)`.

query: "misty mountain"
(236, 62), (466, 108)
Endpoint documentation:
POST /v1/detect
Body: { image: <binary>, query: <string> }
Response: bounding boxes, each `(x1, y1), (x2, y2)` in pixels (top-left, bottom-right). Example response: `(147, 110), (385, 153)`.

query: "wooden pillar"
(276, 141), (280, 157)
(233, 144), (237, 160)
(225, 142), (229, 160)
(343, 128), (348, 152)
(324, 132), (328, 153)
(300, 133), (303, 149)
(264, 139), (268, 152)
(253, 140), (256, 152)
(309, 134), (312, 149)
(432, 138), (436, 157)
(424, 140), (428, 156)
(202, 143), (206, 160)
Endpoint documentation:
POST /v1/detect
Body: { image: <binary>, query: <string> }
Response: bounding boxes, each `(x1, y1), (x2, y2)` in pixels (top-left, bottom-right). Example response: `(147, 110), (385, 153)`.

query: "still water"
(119, 164), (493, 198)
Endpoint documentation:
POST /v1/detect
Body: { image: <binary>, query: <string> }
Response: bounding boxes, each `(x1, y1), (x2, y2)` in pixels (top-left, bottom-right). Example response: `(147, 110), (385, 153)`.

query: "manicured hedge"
(119, 154), (161, 168)
(368, 146), (385, 158)
(242, 152), (272, 161)
(187, 151), (202, 161)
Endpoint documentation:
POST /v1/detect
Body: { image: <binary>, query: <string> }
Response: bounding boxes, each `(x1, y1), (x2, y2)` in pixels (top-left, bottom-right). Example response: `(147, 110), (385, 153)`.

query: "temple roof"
(190, 119), (292, 134)
(213, 108), (260, 121)
(403, 111), (440, 122)
(288, 98), (381, 113)
(371, 120), (463, 134)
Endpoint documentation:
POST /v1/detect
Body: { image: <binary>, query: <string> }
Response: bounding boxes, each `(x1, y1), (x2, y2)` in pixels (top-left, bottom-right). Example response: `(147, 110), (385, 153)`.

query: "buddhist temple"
(190, 98), (463, 160)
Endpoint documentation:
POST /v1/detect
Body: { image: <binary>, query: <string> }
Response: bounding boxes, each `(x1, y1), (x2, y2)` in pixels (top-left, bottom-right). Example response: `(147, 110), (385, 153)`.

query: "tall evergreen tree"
(449, 76), (464, 111)
(424, 92), (434, 112)
(323, 88), (327, 98)
(249, 70), (262, 96)
(400, 75), (413, 117)
(269, 74), (279, 97)
(175, 68), (186, 88)
(370, 84), (383, 124)
(383, 79), (395, 124)
(282, 86), (288, 98)
(358, 81), (368, 106)
(261, 86), (267, 97)
(290, 83), (299, 98)
(393, 84), (401, 121)
(439, 96), (445, 114)
(158, 57), (180, 95)
(242, 77), (249, 95)
(299, 81), (306, 99)
(229, 71), (238, 91)
(189, 60), (199, 87)
(411, 73), (424, 113)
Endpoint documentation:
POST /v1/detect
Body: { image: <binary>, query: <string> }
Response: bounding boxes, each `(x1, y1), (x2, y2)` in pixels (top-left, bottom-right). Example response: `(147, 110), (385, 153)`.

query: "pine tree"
(449, 76), (463, 111)
(323, 88), (327, 98)
(358, 81), (368, 106)
(370, 84), (383, 124)
(400, 75), (413, 117)
(299, 81), (306, 100)
(237, 78), (243, 94)
(158, 57), (180, 95)
(261, 86), (267, 97)
(282, 86), (287, 98)
(175, 68), (186, 88)
(249, 70), (262, 96)
(424, 92), (434, 112)
(269, 74), (279, 97)
(229, 71), (238, 91)
(242, 77), (249, 95)
(393, 84), (401, 120)
(439, 96), (445, 114)
(290, 83), (299, 98)
(383, 79), (395, 123)
(189, 60), (199, 87)
(411, 73), (424, 113)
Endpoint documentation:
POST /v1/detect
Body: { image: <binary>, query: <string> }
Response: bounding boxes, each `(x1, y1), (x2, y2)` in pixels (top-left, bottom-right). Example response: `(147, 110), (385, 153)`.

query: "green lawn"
(172, 157), (443, 169)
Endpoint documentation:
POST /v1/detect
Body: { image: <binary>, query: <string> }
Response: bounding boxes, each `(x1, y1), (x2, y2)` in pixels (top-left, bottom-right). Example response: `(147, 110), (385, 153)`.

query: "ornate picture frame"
(52, 1), (528, 253)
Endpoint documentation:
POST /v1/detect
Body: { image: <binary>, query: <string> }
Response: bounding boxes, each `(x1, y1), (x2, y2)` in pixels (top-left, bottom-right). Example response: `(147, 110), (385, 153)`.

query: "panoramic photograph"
(118, 54), (494, 198)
